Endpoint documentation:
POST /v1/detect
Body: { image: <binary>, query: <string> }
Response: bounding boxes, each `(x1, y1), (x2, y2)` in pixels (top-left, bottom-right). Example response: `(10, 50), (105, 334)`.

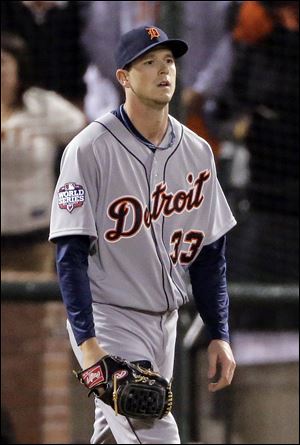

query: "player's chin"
(155, 98), (172, 106)
(154, 92), (173, 106)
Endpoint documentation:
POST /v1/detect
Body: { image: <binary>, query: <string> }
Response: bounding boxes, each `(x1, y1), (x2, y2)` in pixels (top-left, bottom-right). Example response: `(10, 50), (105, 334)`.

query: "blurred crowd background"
(1, 1), (299, 444)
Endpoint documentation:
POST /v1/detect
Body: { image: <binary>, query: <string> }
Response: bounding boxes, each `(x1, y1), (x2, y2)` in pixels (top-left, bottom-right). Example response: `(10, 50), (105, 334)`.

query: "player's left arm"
(188, 235), (236, 392)
(206, 338), (236, 392)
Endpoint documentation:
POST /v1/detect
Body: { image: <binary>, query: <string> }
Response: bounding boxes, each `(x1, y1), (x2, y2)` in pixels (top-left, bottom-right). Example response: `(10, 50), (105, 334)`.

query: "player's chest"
(98, 149), (212, 242)
(99, 146), (210, 200)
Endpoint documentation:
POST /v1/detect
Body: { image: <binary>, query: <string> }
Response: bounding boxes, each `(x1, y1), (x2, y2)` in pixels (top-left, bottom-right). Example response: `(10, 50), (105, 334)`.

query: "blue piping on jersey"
(93, 119), (173, 311)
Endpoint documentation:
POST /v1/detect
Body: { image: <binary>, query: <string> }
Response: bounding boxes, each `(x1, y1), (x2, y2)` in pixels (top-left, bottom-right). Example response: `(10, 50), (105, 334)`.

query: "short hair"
(1, 32), (33, 107)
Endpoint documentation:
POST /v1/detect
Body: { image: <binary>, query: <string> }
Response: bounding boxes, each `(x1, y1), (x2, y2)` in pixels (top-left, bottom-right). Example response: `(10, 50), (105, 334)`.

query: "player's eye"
(144, 60), (154, 65)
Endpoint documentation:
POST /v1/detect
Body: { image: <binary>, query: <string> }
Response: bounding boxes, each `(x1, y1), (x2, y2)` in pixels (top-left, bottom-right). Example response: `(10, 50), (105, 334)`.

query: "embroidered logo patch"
(82, 365), (105, 388)
(58, 182), (85, 213)
(113, 370), (128, 380)
(146, 27), (160, 40)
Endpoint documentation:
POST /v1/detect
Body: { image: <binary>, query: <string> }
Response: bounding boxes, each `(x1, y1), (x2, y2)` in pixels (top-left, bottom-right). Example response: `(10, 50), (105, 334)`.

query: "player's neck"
(123, 101), (169, 147)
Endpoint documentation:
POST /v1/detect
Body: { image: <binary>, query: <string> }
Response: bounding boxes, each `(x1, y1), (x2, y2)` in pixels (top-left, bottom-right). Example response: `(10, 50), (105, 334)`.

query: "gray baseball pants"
(67, 304), (180, 444)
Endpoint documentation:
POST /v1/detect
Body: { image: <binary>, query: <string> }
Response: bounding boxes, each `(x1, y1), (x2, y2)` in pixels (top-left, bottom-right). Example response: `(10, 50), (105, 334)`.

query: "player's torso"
(87, 114), (214, 312)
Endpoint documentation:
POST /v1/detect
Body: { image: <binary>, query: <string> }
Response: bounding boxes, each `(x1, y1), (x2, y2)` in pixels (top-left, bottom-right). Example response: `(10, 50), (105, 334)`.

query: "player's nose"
(158, 60), (170, 75)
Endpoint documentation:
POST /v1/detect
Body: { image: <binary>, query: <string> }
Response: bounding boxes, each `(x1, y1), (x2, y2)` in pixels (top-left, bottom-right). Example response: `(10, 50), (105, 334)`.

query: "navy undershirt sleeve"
(55, 234), (229, 345)
(188, 235), (230, 343)
(55, 235), (95, 346)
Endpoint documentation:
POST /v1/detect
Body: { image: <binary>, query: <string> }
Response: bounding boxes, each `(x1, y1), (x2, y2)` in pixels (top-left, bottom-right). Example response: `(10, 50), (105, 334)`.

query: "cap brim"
(122, 39), (188, 68)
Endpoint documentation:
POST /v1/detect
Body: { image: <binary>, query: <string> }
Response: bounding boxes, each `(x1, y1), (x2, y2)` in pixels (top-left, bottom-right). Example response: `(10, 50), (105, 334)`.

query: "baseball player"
(49, 26), (237, 444)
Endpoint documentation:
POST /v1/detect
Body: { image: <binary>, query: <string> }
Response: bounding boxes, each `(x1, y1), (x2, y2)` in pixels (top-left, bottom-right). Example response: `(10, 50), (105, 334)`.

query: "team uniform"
(49, 107), (236, 443)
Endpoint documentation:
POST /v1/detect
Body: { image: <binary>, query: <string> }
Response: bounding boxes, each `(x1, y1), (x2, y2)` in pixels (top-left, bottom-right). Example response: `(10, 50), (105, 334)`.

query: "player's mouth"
(157, 80), (171, 88)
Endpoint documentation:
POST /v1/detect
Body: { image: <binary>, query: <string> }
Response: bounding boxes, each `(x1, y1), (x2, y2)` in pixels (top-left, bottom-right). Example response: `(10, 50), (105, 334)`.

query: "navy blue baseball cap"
(115, 25), (189, 69)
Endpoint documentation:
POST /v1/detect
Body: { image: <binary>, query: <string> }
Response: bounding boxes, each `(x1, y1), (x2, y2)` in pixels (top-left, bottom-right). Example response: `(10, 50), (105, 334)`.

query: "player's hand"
(207, 339), (236, 392)
(79, 337), (109, 397)
(80, 337), (108, 370)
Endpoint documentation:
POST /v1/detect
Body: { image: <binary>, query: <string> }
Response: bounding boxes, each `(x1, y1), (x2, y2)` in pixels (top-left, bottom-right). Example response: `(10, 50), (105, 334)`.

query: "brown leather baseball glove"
(73, 355), (173, 419)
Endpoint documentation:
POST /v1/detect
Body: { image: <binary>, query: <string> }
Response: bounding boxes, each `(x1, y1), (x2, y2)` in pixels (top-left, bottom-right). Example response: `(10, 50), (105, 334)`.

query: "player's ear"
(116, 69), (129, 88)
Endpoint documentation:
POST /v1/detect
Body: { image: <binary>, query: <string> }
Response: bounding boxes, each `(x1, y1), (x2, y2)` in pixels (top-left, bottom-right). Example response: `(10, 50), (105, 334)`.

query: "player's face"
(125, 48), (176, 108)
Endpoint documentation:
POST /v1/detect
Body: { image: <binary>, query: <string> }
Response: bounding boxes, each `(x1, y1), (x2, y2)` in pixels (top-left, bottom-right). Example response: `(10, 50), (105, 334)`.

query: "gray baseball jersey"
(49, 112), (236, 313)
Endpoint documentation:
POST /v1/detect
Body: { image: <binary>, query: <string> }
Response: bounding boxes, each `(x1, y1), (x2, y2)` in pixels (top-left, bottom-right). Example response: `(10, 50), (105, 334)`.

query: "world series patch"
(58, 182), (85, 213)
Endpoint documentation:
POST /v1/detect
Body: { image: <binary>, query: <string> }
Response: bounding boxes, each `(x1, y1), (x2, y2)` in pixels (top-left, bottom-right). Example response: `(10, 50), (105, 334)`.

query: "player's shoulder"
(183, 122), (213, 152)
(170, 116), (214, 159)
(71, 113), (113, 146)
(64, 112), (114, 154)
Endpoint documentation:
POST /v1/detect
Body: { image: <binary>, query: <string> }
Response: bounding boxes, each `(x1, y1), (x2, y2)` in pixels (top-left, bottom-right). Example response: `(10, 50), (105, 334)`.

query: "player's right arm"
(80, 338), (107, 370)
(49, 127), (108, 368)
(55, 234), (108, 369)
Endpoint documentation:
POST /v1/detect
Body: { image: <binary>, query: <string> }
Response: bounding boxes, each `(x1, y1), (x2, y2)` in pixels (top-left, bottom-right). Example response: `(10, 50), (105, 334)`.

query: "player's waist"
(92, 301), (179, 317)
